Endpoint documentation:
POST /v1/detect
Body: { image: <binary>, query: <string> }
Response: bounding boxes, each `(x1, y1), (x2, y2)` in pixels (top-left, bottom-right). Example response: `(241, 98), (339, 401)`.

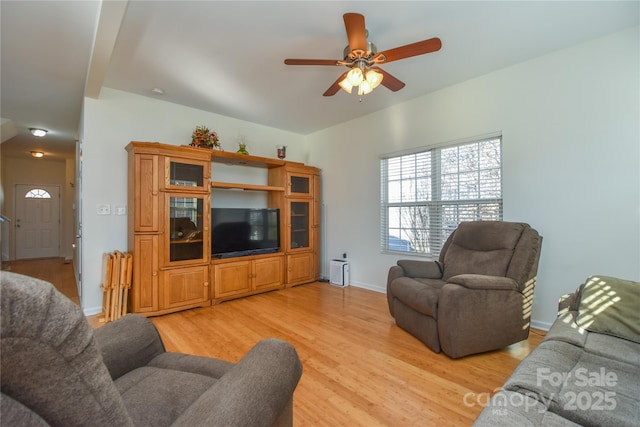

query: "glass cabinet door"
(167, 194), (207, 264)
(289, 201), (310, 250)
(165, 158), (207, 191)
(288, 174), (311, 197)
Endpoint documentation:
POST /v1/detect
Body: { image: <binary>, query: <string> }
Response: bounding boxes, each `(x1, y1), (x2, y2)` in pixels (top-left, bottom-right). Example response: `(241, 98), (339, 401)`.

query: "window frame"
(380, 133), (503, 258)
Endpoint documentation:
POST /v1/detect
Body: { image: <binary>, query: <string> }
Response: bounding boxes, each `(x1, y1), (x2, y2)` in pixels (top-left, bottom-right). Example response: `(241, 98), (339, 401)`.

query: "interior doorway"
(14, 184), (61, 259)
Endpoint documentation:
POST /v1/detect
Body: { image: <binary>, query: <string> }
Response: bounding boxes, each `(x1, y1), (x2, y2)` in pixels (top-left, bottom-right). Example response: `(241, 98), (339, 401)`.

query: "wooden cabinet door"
(287, 200), (312, 252)
(287, 172), (312, 197)
(254, 256), (284, 291)
(163, 192), (210, 267)
(214, 260), (251, 298)
(162, 156), (210, 192)
(132, 234), (159, 313)
(160, 265), (209, 309)
(287, 252), (314, 286)
(134, 154), (159, 232)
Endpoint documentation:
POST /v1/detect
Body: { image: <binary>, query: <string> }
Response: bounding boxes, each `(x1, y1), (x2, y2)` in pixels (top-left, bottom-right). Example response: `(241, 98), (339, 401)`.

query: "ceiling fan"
(284, 12), (442, 97)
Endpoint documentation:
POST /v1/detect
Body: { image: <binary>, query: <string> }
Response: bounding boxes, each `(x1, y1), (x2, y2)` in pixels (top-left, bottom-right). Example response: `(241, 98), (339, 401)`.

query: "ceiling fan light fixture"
(346, 68), (363, 86)
(358, 80), (374, 96)
(365, 69), (383, 89)
(30, 128), (48, 137)
(338, 78), (353, 94)
(284, 12), (441, 97)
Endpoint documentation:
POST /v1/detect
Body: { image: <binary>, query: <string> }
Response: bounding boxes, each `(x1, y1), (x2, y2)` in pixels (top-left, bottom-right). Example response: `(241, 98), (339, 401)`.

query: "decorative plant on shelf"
(190, 125), (222, 150)
(236, 135), (249, 155)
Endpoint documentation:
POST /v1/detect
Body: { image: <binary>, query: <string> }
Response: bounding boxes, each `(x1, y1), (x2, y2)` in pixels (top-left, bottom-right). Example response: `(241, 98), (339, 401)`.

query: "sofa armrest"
(173, 338), (303, 427)
(94, 314), (166, 380)
(396, 260), (443, 279)
(558, 285), (583, 314)
(447, 274), (518, 291)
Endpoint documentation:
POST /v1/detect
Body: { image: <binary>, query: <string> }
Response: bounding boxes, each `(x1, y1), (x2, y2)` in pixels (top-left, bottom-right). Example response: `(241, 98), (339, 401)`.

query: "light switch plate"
(97, 204), (111, 215)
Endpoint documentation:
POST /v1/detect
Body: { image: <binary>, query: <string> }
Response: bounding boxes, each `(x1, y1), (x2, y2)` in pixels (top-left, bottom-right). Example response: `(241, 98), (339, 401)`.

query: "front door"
(15, 184), (60, 259)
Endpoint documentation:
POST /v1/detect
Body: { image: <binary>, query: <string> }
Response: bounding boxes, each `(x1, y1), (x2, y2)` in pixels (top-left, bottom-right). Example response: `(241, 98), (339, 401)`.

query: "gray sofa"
(474, 275), (640, 426)
(1, 271), (303, 427)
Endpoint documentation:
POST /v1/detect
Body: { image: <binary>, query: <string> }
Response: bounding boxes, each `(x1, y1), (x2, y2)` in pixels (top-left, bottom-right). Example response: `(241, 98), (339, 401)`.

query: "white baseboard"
(530, 319), (552, 332)
(83, 306), (102, 316)
(349, 281), (385, 294)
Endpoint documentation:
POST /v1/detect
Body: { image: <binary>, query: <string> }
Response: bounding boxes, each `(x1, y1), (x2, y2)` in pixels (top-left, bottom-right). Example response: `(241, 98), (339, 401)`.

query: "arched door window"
(25, 188), (52, 199)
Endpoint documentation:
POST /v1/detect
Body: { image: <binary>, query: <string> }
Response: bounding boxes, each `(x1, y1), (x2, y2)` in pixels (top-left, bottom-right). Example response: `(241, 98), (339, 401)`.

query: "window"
(380, 134), (502, 257)
(25, 188), (52, 199)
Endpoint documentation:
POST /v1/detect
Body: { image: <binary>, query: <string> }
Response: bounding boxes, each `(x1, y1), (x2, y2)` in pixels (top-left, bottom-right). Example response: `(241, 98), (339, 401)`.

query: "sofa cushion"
(148, 352), (234, 379)
(584, 331), (640, 366)
(575, 276), (640, 344)
(115, 366), (217, 426)
(503, 340), (583, 408)
(474, 390), (582, 426)
(554, 351), (640, 427)
(503, 337), (640, 427)
(442, 221), (525, 280)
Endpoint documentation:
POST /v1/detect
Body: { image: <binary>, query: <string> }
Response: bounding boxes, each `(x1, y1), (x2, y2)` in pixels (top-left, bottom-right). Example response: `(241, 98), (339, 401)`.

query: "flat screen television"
(211, 207), (280, 258)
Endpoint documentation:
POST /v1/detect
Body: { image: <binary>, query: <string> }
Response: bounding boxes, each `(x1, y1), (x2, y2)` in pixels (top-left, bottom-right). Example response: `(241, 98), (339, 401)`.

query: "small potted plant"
(236, 135), (249, 154)
(190, 125), (222, 150)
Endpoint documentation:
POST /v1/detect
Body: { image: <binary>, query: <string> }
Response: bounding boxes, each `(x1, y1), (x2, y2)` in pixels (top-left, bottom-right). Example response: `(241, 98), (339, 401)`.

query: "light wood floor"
(2, 257), (79, 305)
(4, 259), (546, 426)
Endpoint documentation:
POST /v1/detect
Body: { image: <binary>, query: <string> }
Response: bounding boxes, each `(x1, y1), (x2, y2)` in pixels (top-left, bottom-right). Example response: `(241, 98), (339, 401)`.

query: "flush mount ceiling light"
(31, 151), (44, 158)
(30, 128), (48, 137)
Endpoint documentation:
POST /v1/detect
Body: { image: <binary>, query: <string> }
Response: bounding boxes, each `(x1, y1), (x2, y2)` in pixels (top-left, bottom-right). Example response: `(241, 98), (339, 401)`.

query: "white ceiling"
(1, 1), (638, 160)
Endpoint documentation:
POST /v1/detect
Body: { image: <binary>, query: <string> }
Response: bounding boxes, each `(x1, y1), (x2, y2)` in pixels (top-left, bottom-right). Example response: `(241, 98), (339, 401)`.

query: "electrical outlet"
(115, 205), (127, 215)
(96, 204), (111, 215)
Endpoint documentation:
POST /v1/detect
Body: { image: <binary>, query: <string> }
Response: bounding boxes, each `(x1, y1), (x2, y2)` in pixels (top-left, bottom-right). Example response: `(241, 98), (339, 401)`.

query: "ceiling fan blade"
(323, 71), (349, 96)
(284, 59), (340, 66)
(372, 67), (405, 92)
(375, 37), (442, 64)
(343, 13), (367, 53)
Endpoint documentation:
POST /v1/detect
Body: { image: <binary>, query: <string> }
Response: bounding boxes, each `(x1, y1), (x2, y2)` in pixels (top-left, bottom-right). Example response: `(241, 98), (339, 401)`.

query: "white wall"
(306, 27), (640, 329)
(81, 88), (305, 314)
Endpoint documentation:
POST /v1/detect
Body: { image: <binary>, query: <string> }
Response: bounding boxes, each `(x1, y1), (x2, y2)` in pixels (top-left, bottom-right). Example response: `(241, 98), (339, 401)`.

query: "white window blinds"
(380, 134), (503, 257)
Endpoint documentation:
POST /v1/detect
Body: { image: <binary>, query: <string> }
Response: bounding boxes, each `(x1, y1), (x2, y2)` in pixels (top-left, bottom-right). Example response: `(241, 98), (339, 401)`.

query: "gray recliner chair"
(387, 221), (542, 359)
(1, 272), (302, 427)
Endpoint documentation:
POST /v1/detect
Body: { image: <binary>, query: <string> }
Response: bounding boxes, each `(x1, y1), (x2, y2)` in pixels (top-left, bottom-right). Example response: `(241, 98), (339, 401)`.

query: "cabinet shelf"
(211, 181), (285, 192)
(170, 239), (203, 244)
(210, 151), (287, 168)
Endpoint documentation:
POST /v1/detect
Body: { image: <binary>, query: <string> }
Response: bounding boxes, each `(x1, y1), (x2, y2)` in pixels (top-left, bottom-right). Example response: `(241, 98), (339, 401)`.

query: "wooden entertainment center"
(126, 142), (320, 316)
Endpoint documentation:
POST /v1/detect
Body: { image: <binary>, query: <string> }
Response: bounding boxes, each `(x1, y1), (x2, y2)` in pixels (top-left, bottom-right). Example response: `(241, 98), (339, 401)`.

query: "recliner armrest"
(94, 314), (166, 380)
(172, 338), (303, 427)
(447, 274), (518, 291)
(396, 260), (443, 279)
